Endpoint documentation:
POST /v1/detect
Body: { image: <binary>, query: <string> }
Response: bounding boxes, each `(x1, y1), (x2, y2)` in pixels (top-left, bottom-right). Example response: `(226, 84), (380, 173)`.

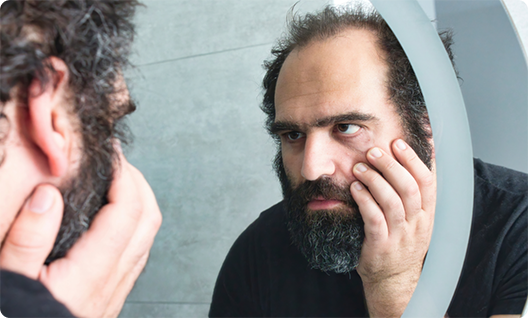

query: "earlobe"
(27, 57), (72, 178)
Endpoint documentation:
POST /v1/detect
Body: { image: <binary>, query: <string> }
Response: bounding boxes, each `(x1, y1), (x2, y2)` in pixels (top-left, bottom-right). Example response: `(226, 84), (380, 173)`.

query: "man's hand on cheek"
(0, 151), (162, 318)
(350, 139), (436, 318)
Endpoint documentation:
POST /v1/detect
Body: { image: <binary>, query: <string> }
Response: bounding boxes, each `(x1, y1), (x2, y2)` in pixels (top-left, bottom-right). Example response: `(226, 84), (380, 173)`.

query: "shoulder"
(472, 158), (527, 228)
(209, 202), (288, 317)
(448, 160), (527, 316)
(230, 201), (288, 253)
(473, 158), (528, 196)
(472, 158), (527, 234)
(244, 201), (286, 234)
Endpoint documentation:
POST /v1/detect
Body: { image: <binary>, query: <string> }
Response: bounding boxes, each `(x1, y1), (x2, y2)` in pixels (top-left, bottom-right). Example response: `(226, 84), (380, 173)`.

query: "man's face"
(272, 29), (407, 273)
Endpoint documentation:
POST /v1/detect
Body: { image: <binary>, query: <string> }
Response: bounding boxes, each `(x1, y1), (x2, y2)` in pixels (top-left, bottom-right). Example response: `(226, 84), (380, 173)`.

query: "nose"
(301, 134), (336, 181)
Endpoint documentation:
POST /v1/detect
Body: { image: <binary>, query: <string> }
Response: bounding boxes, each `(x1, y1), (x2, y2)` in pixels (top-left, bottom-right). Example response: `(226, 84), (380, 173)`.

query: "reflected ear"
(27, 57), (73, 177)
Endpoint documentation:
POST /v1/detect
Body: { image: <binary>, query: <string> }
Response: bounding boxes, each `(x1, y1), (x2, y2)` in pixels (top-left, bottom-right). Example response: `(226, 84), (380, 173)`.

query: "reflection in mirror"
(210, 3), (445, 316)
(121, 1), (527, 317)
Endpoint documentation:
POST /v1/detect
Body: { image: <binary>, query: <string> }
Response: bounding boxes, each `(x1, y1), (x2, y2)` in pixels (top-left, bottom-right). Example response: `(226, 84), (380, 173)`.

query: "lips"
(307, 197), (345, 210)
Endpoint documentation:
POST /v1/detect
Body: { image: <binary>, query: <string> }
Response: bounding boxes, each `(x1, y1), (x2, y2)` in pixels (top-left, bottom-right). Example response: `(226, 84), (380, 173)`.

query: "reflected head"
(261, 5), (456, 273)
(262, 5), (456, 177)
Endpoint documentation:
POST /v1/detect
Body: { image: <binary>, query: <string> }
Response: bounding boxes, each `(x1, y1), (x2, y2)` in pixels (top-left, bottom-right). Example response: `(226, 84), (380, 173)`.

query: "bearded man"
(0, 1), (162, 317)
(209, 6), (527, 317)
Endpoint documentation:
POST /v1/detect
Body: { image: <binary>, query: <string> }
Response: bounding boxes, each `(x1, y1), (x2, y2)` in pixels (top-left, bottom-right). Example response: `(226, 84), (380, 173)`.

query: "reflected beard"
(275, 152), (365, 274)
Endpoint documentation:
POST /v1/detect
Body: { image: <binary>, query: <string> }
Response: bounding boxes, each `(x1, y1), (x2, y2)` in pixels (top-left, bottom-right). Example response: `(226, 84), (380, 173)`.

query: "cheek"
(340, 131), (376, 161)
(281, 144), (304, 184)
(335, 134), (378, 182)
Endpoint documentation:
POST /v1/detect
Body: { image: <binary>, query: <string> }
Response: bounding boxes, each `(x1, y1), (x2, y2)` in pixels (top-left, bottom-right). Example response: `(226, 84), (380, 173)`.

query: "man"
(0, 1), (162, 317)
(210, 5), (527, 317)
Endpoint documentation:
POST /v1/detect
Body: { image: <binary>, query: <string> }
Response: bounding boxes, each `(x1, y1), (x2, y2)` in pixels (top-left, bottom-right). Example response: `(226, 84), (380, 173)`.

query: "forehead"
(274, 28), (395, 124)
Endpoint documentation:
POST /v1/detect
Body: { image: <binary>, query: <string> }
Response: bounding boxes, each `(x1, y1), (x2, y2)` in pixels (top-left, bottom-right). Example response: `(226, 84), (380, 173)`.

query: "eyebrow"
(270, 111), (378, 134)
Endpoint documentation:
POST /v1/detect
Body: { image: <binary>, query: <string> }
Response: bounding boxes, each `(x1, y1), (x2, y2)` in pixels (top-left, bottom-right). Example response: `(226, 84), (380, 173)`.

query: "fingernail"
(28, 187), (54, 214)
(396, 139), (407, 150)
(370, 148), (382, 158)
(353, 182), (363, 191)
(356, 163), (368, 173)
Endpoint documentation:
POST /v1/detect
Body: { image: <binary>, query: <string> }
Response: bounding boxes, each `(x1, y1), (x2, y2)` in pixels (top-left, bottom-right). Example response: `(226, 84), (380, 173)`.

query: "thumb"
(0, 184), (63, 280)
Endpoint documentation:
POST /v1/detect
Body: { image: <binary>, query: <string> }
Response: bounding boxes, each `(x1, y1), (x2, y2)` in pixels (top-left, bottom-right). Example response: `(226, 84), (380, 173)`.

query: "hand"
(0, 185), (63, 279)
(350, 139), (436, 318)
(0, 151), (162, 318)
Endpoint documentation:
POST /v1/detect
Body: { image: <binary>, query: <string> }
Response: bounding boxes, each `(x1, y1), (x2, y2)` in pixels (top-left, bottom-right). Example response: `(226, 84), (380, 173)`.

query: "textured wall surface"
(436, 0), (528, 173)
(119, 1), (326, 317)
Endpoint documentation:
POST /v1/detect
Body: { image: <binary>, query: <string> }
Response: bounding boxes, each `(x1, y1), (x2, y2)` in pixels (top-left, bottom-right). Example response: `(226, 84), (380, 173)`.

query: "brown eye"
(337, 124), (360, 135)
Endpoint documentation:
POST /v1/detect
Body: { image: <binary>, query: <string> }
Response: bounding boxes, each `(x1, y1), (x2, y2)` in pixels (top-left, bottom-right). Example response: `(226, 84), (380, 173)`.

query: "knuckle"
(368, 213), (385, 229)
(420, 172), (435, 187)
(150, 210), (163, 231)
(368, 172), (382, 184)
(6, 229), (47, 251)
(129, 165), (146, 182)
(387, 198), (403, 212)
(403, 182), (420, 198)
(406, 151), (419, 164)
(384, 158), (398, 171)
(128, 202), (143, 222)
(126, 200), (143, 223)
(354, 191), (371, 205)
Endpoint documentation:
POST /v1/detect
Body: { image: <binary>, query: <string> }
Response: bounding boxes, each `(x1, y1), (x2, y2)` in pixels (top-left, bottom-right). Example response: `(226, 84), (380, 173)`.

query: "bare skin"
(351, 141), (435, 317)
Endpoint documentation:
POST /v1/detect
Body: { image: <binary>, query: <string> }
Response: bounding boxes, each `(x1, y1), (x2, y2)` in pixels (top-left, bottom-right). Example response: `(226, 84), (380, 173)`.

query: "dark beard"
(44, 107), (133, 263)
(45, 157), (113, 263)
(275, 152), (365, 274)
(45, 143), (114, 263)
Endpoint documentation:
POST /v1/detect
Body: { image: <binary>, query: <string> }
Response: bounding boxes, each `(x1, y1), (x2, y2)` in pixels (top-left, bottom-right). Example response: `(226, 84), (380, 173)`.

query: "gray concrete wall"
(120, 1), (326, 317)
(436, 0), (528, 173)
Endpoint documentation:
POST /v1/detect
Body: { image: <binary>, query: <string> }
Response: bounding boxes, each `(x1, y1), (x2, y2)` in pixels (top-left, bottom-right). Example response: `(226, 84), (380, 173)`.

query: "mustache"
(286, 177), (357, 210)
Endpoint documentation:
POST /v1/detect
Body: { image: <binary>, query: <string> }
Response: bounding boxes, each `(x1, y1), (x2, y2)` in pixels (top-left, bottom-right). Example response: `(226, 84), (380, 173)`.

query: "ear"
(27, 57), (73, 177)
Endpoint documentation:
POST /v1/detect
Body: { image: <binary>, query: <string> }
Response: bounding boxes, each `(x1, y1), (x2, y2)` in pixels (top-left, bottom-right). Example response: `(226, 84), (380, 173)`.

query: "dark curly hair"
(262, 5), (456, 177)
(0, 0), (140, 261)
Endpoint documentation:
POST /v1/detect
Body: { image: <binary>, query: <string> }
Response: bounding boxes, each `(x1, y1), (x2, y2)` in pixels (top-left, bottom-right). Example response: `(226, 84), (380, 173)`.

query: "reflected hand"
(350, 139), (436, 318)
(0, 151), (162, 318)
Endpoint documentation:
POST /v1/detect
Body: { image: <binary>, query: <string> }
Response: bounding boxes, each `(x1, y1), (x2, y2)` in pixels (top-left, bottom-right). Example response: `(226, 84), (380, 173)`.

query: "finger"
(365, 147), (422, 220)
(102, 156), (162, 317)
(353, 162), (406, 231)
(118, 163), (161, 271)
(104, 252), (150, 318)
(391, 139), (436, 213)
(0, 184), (63, 280)
(350, 181), (388, 241)
(112, 163), (161, 288)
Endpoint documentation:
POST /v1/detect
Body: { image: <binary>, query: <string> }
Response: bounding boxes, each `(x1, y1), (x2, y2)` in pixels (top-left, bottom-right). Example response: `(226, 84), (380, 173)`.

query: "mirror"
(120, 0), (527, 316)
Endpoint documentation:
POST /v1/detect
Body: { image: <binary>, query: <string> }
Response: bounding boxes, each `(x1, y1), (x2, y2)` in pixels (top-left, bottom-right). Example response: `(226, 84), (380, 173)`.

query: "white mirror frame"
(316, 0), (477, 315)
(369, 1), (474, 316)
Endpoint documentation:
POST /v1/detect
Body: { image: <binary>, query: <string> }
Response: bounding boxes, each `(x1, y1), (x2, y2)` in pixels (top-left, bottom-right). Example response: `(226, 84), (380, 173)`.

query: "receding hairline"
(274, 26), (393, 116)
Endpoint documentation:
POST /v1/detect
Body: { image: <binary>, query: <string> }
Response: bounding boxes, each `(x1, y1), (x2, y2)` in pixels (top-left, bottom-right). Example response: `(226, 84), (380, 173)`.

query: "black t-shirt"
(209, 159), (528, 317)
(1, 270), (74, 317)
